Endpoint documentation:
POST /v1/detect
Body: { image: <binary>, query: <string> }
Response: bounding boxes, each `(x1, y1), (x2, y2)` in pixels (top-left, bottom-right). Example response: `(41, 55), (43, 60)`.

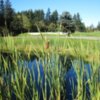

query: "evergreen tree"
(4, 0), (14, 29)
(10, 13), (23, 35)
(60, 11), (75, 35)
(33, 9), (44, 22)
(50, 10), (58, 24)
(0, 0), (4, 26)
(73, 13), (86, 32)
(97, 22), (100, 31)
(22, 14), (31, 32)
(45, 8), (51, 23)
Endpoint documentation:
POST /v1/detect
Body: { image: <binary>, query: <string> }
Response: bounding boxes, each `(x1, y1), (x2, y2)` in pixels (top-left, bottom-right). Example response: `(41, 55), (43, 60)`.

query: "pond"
(0, 53), (100, 100)
(25, 57), (91, 100)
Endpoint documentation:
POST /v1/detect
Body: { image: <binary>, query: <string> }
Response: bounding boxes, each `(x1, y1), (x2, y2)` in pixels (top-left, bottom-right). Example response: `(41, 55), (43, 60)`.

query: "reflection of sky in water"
(18, 58), (99, 100)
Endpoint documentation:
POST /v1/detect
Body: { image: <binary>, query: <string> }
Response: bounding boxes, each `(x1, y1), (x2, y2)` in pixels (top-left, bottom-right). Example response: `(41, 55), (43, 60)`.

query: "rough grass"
(0, 32), (100, 100)
(0, 34), (100, 63)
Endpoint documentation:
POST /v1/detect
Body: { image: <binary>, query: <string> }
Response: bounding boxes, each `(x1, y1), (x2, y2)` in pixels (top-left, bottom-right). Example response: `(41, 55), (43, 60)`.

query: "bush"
(48, 23), (57, 32)
(36, 21), (48, 32)
(0, 27), (9, 36)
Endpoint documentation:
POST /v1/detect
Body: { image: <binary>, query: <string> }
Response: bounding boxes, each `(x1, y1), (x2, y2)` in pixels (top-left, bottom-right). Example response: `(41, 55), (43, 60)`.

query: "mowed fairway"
(72, 31), (100, 37)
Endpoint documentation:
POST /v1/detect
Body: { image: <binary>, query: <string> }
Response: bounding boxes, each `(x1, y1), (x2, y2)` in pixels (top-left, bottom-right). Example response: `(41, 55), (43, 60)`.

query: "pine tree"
(0, 0), (4, 26)
(4, 0), (14, 29)
(50, 10), (58, 24)
(60, 11), (75, 34)
(97, 22), (100, 31)
(73, 13), (86, 32)
(45, 8), (51, 23)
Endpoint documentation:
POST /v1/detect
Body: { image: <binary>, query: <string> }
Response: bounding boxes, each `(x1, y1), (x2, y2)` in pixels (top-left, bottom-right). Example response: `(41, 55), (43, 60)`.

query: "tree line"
(0, 0), (100, 36)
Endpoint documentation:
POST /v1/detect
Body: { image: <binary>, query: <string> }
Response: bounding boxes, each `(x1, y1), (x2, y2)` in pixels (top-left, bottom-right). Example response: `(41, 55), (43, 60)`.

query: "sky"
(11, 0), (100, 27)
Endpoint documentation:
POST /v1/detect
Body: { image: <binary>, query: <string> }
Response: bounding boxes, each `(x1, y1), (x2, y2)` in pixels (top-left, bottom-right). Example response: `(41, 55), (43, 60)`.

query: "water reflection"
(23, 56), (92, 100)
(0, 53), (100, 100)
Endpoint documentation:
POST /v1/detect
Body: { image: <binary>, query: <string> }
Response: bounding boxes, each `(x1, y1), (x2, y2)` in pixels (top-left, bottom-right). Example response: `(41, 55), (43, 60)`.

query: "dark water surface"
(21, 57), (92, 100)
(0, 53), (100, 100)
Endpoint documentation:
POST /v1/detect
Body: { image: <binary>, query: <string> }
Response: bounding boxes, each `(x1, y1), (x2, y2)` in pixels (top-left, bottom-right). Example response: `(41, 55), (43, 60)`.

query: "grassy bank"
(0, 34), (100, 63)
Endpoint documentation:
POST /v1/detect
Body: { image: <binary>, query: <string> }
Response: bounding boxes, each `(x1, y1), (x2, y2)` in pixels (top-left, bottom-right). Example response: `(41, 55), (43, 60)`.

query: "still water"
(1, 53), (100, 100)
(19, 57), (93, 100)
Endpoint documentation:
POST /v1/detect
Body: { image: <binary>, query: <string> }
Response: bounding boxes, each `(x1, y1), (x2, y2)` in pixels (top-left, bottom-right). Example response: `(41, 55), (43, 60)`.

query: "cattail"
(45, 40), (50, 49)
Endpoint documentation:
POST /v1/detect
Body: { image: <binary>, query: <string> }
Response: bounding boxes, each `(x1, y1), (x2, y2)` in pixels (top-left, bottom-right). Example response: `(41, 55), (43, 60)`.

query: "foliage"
(48, 23), (57, 32)
(97, 22), (100, 31)
(0, 35), (100, 99)
(4, 0), (15, 30)
(50, 10), (58, 24)
(36, 20), (48, 32)
(45, 8), (51, 23)
(0, 0), (4, 26)
(86, 24), (95, 32)
(33, 10), (44, 22)
(60, 11), (76, 34)
(0, 0), (14, 36)
(0, 26), (9, 36)
(1, 0), (96, 36)
(73, 13), (86, 32)
(22, 14), (32, 32)
(10, 14), (23, 35)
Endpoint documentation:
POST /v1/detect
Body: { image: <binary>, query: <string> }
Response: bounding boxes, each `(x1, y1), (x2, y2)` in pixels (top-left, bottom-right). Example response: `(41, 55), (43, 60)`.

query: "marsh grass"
(0, 32), (100, 100)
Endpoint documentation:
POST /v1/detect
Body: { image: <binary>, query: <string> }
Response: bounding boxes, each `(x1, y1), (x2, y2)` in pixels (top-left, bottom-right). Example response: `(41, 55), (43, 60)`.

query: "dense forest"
(0, 0), (100, 36)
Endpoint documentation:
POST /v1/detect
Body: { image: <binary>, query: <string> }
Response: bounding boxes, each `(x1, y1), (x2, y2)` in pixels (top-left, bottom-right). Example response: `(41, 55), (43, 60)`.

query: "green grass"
(72, 31), (100, 37)
(0, 34), (100, 63)
(0, 32), (100, 100)
(17, 31), (100, 37)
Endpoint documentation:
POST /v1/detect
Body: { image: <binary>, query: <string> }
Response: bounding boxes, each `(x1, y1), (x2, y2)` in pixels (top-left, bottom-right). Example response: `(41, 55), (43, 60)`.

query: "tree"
(60, 11), (75, 35)
(36, 20), (47, 32)
(50, 10), (58, 24)
(4, 0), (14, 29)
(45, 8), (51, 23)
(0, 0), (4, 26)
(31, 10), (45, 32)
(79, 23), (86, 32)
(89, 24), (95, 32)
(10, 14), (23, 35)
(0, 0), (4, 14)
(26, 10), (34, 22)
(48, 23), (57, 32)
(22, 14), (31, 32)
(33, 10), (44, 22)
(97, 22), (100, 31)
(73, 13), (86, 32)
